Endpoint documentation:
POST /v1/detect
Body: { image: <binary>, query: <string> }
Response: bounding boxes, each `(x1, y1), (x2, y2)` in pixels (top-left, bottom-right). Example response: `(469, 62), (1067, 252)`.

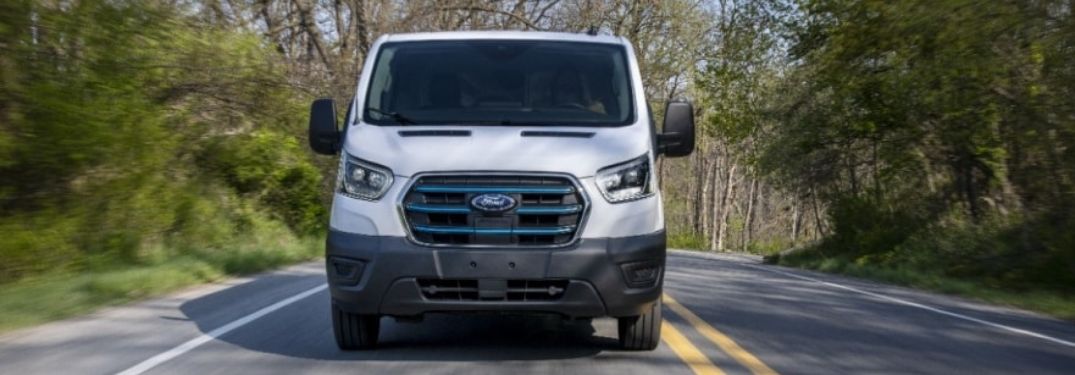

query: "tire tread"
(618, 299), (662, 350)
(332, 302), (379, 350)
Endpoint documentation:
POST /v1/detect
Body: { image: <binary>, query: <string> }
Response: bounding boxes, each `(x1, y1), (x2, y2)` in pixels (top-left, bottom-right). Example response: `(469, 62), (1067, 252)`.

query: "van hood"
(342, 124), (652, 178)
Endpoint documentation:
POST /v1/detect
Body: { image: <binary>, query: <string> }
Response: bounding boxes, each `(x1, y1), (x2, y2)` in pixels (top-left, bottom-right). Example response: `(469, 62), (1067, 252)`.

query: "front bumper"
(326, 230), (665, 318)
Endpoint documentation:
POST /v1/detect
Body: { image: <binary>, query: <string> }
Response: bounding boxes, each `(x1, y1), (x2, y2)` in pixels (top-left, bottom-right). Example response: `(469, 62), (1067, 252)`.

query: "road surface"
(2, 251), (1074, 374)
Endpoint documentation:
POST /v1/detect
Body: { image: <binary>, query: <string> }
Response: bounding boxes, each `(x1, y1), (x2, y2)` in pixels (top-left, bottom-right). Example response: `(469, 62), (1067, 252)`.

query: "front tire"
(332, 302), (380, 350)
(617, 299), (662, 350)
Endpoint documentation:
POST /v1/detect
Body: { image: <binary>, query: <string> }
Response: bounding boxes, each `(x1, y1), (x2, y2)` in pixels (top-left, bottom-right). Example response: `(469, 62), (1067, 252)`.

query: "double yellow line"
(660, 294), (779, 375)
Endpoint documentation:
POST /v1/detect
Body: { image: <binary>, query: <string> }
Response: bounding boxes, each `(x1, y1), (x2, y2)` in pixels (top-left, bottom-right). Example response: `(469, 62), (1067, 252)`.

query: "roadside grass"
(0, 235), (321, 333)
(668, 232), (789, 256)
(771, 252), (1075, 321)
(668, 232), (708, 251)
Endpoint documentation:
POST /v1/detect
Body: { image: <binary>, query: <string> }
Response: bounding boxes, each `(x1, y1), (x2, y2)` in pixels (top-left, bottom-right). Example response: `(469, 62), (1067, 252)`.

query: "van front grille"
(402, 175), (586, 246)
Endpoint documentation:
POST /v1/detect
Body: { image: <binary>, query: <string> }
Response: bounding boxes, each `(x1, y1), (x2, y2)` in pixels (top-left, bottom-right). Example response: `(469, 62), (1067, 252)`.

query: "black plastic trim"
(325, 230), (666, 318)
(398, 130), (472, 137)
(520, 131), (596, 138)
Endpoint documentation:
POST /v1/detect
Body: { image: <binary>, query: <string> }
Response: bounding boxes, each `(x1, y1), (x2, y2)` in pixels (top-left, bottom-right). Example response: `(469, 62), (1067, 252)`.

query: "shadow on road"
(178, 272), (617, 361)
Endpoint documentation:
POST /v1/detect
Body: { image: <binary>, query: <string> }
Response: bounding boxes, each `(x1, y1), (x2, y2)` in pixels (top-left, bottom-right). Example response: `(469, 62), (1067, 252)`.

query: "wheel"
(617, 299), (662, 350)
(331, 302), (380, 350)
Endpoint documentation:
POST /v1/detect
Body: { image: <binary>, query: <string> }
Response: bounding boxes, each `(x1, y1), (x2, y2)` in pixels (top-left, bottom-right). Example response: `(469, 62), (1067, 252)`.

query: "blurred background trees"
(0, 0), (324, 282)
(2, 0), (1074, 307)
(769, 0), (1075, 294)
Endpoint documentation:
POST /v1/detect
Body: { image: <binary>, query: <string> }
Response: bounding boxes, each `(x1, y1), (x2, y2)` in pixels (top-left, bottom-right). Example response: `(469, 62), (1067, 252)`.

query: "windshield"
(363, 40), (634, 126)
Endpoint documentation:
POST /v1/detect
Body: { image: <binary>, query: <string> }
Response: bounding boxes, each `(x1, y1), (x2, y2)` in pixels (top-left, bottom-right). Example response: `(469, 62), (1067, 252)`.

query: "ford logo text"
(470, 193), (517, 213)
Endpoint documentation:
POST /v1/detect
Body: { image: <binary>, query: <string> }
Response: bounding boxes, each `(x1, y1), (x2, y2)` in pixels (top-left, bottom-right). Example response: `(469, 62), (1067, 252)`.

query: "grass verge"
(668, 232), (709, 251)
(770, 252), (1075, 321)
(0, 235), (321, 333)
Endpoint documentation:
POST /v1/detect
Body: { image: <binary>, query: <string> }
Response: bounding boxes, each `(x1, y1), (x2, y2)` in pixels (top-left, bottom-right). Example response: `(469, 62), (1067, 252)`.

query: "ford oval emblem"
(470, 193), (517, 213)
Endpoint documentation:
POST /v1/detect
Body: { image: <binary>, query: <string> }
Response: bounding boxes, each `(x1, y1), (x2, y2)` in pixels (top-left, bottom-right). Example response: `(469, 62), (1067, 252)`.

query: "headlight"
(337, 153), (394, 200)
(595, 154), (654, 203)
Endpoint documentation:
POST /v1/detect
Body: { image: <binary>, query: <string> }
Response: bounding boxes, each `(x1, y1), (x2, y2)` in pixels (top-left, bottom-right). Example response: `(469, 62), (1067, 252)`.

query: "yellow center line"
(664, 294), (780, 375)
(662, 320), (726, 375)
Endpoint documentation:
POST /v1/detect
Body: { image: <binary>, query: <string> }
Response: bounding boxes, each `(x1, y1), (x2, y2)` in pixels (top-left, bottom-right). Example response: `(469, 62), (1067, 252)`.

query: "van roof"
(381, 31), (627, 46)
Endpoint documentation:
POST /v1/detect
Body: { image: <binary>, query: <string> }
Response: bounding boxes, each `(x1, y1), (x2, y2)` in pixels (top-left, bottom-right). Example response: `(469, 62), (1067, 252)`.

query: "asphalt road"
(2, 251), (1075, 375)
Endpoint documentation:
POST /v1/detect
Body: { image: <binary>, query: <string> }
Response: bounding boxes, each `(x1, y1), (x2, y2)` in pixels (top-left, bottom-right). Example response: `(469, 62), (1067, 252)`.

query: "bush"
(824, 196), (926, 256)
(205, 131), (327, 234)
(0, 1), (324, 287)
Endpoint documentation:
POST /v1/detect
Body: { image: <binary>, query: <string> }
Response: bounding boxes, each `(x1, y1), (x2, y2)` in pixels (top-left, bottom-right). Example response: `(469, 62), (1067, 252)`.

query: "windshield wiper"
(367, 107), (416, 125)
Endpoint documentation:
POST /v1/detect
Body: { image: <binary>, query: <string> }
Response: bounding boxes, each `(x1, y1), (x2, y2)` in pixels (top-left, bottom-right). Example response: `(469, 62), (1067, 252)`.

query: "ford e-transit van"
(307, 31), (695, 351)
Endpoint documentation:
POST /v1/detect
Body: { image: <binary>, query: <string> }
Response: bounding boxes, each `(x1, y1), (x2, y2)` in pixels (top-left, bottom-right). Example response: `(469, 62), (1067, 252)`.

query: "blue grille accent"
(515, 205), (582, 214)
(404, 203), (471, 214)
(405, 203), (582, 215)
(413, 225), (576, 235)
(403, 175), (586, 246)
(414, 185), (574, 194)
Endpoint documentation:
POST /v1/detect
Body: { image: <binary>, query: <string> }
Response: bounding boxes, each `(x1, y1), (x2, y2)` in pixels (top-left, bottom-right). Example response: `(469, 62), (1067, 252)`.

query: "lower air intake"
(417, 279), (570, 302)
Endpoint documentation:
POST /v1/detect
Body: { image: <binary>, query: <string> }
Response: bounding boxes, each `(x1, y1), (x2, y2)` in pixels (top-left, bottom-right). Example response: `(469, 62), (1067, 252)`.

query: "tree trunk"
(810, 186), (826, 239)
(715, 162), (737, 252)
(294, 0), (334, 72)
(701, 148), (716, 242)
(791, 199), (802, 245)
(958, 156), (982, 221)
(847, 143), (859, 197)
(354, 0), (370, 56)
(691, 143), (705, 234)
(742, 175), (758, 251)
(707, 153), (721, 250)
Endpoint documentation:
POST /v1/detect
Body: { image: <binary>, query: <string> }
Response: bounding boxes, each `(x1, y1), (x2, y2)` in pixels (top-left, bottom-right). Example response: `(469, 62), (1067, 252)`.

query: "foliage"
(0, 0), (325, 285)
(744, 0), (1075, 303)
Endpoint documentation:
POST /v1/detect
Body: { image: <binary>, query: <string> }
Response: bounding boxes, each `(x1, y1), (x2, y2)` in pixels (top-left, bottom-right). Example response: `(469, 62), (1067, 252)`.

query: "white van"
(308, 31), (695, 351)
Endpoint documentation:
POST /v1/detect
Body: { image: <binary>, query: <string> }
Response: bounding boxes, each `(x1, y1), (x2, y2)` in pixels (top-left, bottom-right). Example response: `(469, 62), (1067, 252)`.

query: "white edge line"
(741, 263), (1075, 349)
(115, 284), (328, 375)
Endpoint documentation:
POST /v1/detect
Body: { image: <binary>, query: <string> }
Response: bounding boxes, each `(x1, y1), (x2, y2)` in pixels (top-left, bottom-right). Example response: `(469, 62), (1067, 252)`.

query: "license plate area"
(434, 251), (548, 279)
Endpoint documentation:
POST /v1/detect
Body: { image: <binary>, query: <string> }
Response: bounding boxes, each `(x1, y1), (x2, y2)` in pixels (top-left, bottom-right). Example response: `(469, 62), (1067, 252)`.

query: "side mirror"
(308, 98), (340, 155)
(658, 100), (695, 157)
